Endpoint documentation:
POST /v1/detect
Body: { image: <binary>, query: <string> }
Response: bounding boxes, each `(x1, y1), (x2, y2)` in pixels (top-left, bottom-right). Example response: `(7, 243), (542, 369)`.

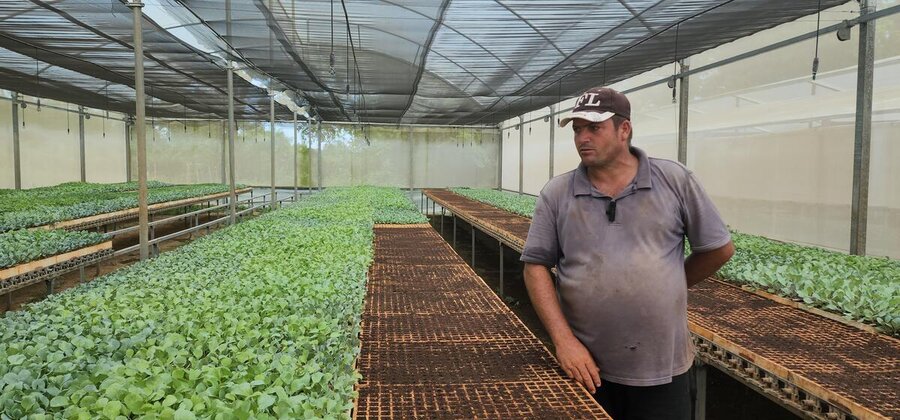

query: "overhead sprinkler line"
(341, 0), (367, 124)
(346, 20), (350, 96)
(812, 0), (823, 80)
(556, 79), (562, 125)
(356, 25), (362, 117)
(600, 60), (605, 86)
(103, 81), (109, 138)
(528, 96), (532, 134)
(669, 23), (680, 104)
(150, 85), (156, 142)
(34, 47), (41, 112)
(329, 0), (336, 76)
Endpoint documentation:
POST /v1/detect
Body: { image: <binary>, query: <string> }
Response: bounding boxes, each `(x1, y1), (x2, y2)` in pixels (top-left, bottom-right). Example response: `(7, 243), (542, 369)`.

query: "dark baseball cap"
(558, 87), (630, 128)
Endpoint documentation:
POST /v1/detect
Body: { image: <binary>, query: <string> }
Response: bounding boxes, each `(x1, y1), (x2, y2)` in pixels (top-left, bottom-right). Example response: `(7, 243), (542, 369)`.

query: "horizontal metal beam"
(0, 95), (129, 122)
(105, 200), (232, 237)
(325, 120), (497, 130)
(112, 197), (288, 257)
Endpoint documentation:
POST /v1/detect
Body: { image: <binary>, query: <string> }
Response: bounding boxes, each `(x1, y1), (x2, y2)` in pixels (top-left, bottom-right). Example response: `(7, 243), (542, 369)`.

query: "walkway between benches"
(355, 224), (609, 418)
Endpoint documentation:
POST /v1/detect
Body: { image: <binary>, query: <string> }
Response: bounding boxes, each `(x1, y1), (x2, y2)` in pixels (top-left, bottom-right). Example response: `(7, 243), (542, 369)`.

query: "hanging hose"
(671, 24), (680, 104)
(812, 0), (822, 80)
(329, 0), (336, 75)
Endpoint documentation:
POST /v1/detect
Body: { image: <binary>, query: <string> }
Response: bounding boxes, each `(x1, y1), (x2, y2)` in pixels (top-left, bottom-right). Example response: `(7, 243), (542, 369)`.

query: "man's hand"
(523, 263), (602, 393)
(555, 335), (602, 394)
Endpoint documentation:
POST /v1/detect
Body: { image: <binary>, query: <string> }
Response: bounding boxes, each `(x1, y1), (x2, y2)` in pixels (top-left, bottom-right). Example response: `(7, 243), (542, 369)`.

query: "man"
(520, 87), (734, 419)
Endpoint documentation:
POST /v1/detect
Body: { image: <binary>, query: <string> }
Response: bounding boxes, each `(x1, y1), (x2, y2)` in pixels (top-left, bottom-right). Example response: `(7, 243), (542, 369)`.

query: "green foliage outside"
(0, 229), (107, 269)
(450, 188), (899, 335)
(0, 183), (245, 233)
(0, 186), (419, 418)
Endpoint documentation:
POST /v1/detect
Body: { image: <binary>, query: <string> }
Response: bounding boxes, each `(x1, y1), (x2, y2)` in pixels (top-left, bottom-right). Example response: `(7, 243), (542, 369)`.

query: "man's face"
(572, 118), (629, 168)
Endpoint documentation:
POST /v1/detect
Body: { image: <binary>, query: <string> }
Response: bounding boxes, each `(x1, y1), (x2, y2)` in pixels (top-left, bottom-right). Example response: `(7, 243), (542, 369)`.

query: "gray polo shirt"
(521, 147), (730, 386)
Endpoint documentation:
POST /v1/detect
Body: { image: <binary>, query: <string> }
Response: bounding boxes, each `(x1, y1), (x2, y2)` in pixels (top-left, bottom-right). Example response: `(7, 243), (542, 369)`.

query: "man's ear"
(620, 119), (632, 140)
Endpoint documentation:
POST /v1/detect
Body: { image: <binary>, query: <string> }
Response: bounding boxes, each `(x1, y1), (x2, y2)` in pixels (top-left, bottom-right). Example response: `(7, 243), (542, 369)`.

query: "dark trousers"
(592, 370), (692, 420)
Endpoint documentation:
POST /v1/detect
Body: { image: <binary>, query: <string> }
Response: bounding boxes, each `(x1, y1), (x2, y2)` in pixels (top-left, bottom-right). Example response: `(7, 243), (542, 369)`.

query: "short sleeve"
(521, 191), (560, 266)
(681, 172), (731, 253)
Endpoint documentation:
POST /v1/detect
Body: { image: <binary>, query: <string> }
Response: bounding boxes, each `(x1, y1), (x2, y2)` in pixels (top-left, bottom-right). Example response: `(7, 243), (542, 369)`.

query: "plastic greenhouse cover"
(0, 0), (850, 124)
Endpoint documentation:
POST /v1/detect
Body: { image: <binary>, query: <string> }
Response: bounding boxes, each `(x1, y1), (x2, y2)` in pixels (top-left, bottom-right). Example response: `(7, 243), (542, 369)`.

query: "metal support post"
(128, 0), (149, 261)
(225, 0), (238, 225)
(79, 266), (85, 283)
(125, 118), (132, 182)
(453, 215), (457, 248)
(293, 112), (298, 201)
(499, 241), (504, 297)
(471, 225), (476, 267)
(307, 121), (312, 190)
(497, 129), (503, 189)
(78, 105), (86, 182)
(677, 59), (690, 166)
(11, 92), (21, 189)
(46, 279), (55, 295)
(693, 362), (708, 420)
(548, 105), (555, 180)
(408, 126), (415, 190)
(850, 0), (875, 256)
(518, 116), (524, 194)
(316, 122), (323, 190)
(270, 94), (277, 209)
(440, 207), (445, 236)
(221, 120), (227, 184)
(224, 105), (236, 222)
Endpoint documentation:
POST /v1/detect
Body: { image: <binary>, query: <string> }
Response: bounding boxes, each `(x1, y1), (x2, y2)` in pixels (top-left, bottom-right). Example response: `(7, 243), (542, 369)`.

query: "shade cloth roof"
(0, 0), (850, 124)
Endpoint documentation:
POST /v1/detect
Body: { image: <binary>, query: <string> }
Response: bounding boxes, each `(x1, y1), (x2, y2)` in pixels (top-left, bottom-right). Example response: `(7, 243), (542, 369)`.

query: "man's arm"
(685, 241), (734, 288)
(523, 262), (601, 393)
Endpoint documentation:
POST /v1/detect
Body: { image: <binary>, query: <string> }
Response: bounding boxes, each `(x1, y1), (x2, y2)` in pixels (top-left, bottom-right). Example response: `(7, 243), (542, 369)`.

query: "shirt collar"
(573, 146), (653, 197)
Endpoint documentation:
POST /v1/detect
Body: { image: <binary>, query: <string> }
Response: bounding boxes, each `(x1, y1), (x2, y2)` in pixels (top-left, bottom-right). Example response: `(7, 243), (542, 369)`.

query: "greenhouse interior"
(0, 0), (898, 419)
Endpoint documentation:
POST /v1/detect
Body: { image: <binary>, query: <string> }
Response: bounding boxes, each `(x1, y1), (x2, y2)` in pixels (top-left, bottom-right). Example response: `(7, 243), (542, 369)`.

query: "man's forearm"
(523, 263), (578, 345)
(685, 241), (735, 288)
(523, 262), (602, 392)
